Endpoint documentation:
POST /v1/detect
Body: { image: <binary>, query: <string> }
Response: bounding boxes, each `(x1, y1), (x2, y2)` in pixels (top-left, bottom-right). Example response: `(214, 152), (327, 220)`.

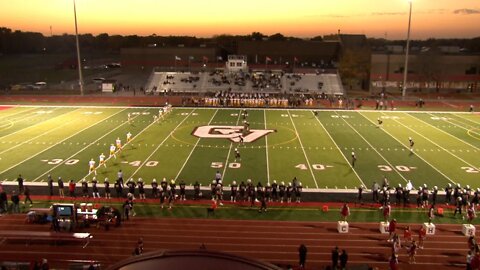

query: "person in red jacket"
(340, 203), (350, 222)
(68, 180), (76, 197)
(388, 219), (397, 241)
(418, 225), (426, 249)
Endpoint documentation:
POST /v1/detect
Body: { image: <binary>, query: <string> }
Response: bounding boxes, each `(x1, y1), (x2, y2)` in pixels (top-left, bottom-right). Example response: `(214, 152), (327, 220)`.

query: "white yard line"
(221, 110), (242, 181)
(417, 113), (480, 151)
(287, 110), (318, 188)
(128, 109), (198, 180)
(312, 112), (365, 188)
(386, 112), (479, 171)
(30, 109), (135, 181)
(0, 107), (64, 140)
(264, 110), (271, 184)
(0, 109), (128, 178)
(0, 109), (82, 156)
(358, 111), (456, 185)
(174, 109), (219, 180)
(336, 111), (409, 183)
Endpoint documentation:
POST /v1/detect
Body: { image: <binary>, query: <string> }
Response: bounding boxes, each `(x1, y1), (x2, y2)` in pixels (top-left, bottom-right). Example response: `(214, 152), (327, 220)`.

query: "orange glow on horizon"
(0, 0), (479, 39)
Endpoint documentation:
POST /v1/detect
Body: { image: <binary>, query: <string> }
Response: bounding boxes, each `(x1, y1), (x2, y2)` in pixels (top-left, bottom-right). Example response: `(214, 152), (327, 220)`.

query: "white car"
(32, 82), (47, 89)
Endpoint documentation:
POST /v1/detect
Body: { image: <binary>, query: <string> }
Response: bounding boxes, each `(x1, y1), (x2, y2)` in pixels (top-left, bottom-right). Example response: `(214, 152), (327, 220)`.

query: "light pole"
(73, 0), (84, 96)
(402, 0), (412, 98)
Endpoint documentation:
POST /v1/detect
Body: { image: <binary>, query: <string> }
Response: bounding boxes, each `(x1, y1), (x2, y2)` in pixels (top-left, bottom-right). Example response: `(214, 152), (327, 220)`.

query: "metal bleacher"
(145, 71), (345, 96)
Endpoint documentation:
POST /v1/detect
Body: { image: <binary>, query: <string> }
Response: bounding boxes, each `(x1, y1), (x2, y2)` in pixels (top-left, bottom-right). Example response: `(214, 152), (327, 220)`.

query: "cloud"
(371, 12), (406, 16)
(453, 9), (480, 15)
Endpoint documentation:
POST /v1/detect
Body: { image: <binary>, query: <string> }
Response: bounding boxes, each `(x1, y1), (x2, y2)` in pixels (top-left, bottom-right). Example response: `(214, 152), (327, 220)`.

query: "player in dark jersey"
(151, 179), (159, 198)
(138, 178), (145, 200)
(279, 181), (286, 203)
(230, 181), (238, 202)
(234, 148), (241, 162)
(193, 181), (201, 200)
(409, 137), (414, 153)
(179, 180), (186, 201)
(271, 180), (278, 202)
(377, 118), (383, 127)
(351, 152), (357, 168)
(239, 181), (246, 202)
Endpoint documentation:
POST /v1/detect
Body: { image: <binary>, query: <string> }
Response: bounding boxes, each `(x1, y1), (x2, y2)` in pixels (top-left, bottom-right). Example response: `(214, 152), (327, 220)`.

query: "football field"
(0, 105), (479, 190)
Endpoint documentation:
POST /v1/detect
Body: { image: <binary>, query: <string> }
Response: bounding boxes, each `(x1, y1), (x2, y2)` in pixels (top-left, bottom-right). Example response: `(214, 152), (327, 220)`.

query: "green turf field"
(0, 105), (479, 190)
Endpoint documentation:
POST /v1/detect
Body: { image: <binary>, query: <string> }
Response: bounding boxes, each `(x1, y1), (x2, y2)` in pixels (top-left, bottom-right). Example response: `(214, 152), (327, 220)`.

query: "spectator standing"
(23, 186), (33, 206)
(357, 185), (364, 205)
(11, 191), (20, 213)
(298, 244), (307, 269)
(47, 175), (54, 196)
(57, 177), (65, 198)
(389, 253), (399, 270)
(388, 219), (397, 241)
(418, 226), (426, 249)
(383, 202), (392, 221)
(339, 249), (348, 270)
(408, 240), (417, 264)
(331, 246), (339, 270)
(17, 174), (24, 193)
(0, 187), (8, 213)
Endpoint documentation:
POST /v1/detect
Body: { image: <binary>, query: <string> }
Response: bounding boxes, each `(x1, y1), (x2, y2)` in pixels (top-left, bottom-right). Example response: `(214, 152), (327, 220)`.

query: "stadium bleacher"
(145, 71), (345, 96)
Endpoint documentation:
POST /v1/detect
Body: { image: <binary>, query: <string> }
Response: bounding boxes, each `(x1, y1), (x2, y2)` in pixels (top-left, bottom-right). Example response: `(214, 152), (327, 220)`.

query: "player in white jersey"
(126, 132), (132, 143)
(116, 137), (122, 149)
(109, 144), (116, 159)
(158, 109), (163, 119)
(127, 113), (132, 124)
(99, 153), (106, 168)
(89, 158), (96, 175)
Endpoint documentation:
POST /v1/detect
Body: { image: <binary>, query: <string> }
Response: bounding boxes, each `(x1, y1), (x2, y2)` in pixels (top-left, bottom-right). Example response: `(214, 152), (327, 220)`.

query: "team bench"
(0, 230), (92, 248)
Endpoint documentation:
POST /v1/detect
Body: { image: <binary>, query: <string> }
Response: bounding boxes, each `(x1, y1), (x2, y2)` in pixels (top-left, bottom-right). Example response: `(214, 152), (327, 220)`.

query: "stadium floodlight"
(73, 0), (84, 96)
(402, 0), (413, 98)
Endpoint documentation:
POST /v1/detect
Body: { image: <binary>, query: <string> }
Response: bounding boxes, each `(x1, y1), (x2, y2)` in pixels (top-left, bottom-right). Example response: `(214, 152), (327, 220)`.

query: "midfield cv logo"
(192, 126), (275, 143)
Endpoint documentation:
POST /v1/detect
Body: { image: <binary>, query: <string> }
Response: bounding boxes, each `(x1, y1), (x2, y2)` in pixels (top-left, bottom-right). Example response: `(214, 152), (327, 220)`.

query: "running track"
(0, 213), (469, 269)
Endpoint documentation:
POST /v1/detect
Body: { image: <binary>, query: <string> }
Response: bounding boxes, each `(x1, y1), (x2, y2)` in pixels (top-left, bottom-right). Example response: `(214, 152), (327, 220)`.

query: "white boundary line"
(287, 110), (318, 188)
(264, 110), (271, 184)
(358, 111), (456, 185)
(0, 108), (82, 156)
(221, 110), (242, 181)
(0, 108), (128, 178)
(385, 112), (479, 171)
(0, 107), (38, 121)
(312, 111), (366, 188)
(128, 109), (196, 180)
(8, 104), (480, 114)
(336, 111), (409, 183)
(174, 109), (219, 181)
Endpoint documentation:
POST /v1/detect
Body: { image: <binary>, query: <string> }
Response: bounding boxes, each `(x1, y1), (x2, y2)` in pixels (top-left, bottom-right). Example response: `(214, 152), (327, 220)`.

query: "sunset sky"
(0, 0), (479, 39)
